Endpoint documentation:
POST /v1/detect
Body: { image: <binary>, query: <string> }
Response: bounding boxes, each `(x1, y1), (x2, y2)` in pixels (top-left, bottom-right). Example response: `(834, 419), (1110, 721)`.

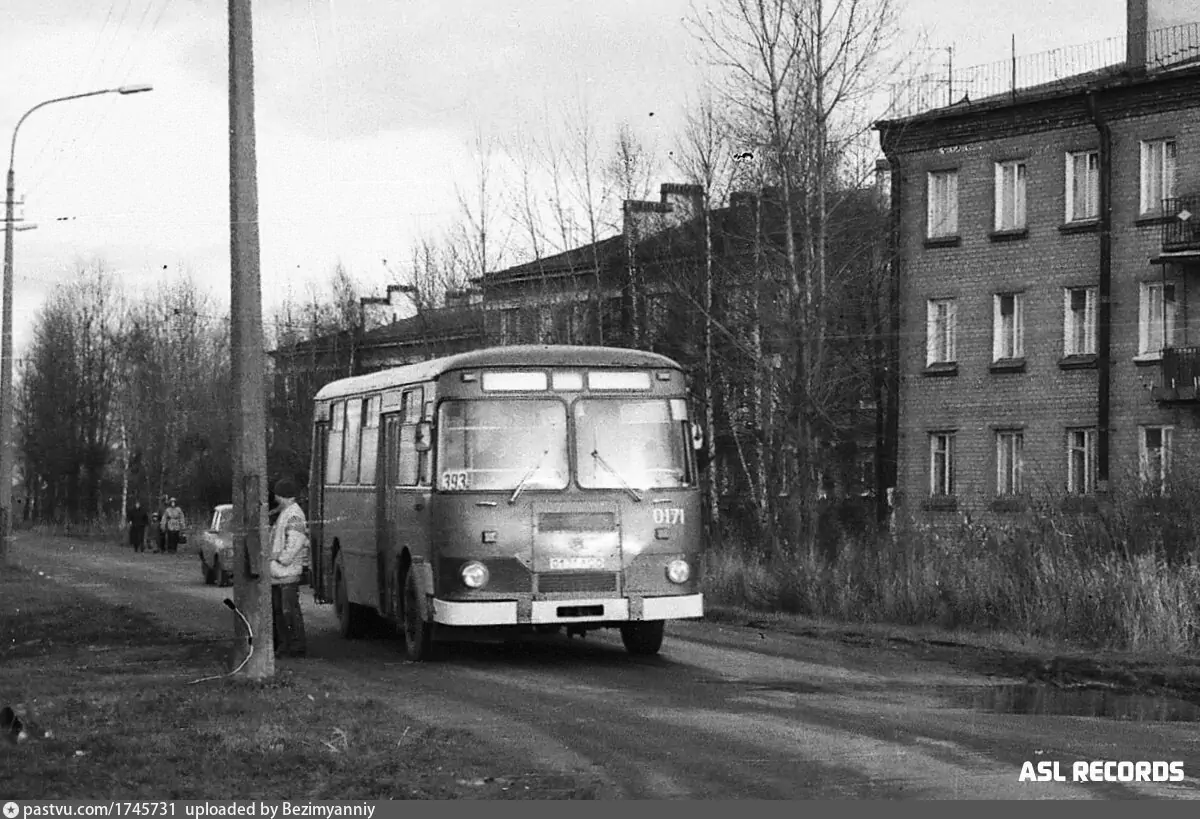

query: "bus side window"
(398, 388), (424, 487)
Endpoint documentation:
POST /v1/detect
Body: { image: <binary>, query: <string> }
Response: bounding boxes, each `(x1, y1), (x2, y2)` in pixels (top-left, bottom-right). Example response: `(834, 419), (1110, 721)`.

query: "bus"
(307, 344), (706, 660)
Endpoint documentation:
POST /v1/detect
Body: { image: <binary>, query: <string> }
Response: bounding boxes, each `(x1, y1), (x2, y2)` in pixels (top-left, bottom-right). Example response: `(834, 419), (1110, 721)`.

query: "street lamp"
(1, 83), (153, 561)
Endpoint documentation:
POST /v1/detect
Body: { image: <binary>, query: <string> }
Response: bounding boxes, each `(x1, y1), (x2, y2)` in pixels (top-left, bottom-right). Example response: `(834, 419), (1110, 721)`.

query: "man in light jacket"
(163, 497), (186, 554)
(269, 476), (308, 658)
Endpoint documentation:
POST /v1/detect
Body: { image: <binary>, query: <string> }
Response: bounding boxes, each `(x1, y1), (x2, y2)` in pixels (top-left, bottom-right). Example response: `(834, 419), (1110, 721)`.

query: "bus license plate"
(548, 557), (604, 570)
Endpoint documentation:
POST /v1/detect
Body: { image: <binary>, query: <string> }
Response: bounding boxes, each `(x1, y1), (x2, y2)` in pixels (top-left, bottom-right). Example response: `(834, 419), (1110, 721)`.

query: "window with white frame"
(1139, 139), (1177, 214)
(926, 170), (958, 238)
(926, 298), (957, 365)
(1065, 150), (1099, 222)
(996, 430), (1024, 496)
(1066, 427), (1096, 495)
(994, 160), (1027, 231)
(1139, 425), (1173, 493)
(1063, 286), (1098, 356)
(992, 292), (1024, 361)
(1138, 281), (1178, 356)
(929, 432), (956, 496)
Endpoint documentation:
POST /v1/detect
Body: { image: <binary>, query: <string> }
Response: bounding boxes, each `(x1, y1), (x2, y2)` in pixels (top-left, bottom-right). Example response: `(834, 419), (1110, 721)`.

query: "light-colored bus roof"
(314, 345), (685, 401)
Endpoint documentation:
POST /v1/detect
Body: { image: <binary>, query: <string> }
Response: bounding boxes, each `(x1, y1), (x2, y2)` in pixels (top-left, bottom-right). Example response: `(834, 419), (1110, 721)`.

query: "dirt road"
(12, 533), (1200, 799)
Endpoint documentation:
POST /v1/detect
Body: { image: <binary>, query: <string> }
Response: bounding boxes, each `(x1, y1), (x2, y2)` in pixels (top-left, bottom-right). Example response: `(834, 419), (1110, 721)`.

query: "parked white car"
(197, 503), (234, 587)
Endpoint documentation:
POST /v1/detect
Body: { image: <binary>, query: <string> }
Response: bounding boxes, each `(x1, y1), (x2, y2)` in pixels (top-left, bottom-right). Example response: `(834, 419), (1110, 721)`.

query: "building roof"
(270, 303), (484, 357)
(876, 63), (1129, 131)
(475, 235), (626, 287)
(876, 59), (1200, 154)
(357, 305), (484, 348)
(313, 344), (686, 401)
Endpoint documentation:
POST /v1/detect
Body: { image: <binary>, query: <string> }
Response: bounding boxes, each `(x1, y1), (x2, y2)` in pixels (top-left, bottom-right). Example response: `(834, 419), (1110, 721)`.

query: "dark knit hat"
(273, 477), (299, 499)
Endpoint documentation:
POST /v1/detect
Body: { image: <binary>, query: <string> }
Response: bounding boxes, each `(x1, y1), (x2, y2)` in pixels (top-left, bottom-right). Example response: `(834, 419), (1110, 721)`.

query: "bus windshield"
(574, 399), (690, 491)
(437, 399), (569, 492)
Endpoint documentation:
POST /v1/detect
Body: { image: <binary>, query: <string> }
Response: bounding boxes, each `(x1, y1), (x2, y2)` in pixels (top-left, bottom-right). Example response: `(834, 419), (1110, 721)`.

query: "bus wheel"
(334, 552), (367, 639)
(620, 621), (665, 656)
(402, 569), (435, 661)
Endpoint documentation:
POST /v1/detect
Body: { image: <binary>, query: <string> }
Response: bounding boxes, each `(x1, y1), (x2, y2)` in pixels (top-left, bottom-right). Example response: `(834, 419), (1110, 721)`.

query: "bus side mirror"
(415, 421), (432, 453)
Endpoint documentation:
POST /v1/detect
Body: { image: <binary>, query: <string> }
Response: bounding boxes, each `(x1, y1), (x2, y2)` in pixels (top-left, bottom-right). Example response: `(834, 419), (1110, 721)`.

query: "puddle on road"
(955, 684), (1200, 722)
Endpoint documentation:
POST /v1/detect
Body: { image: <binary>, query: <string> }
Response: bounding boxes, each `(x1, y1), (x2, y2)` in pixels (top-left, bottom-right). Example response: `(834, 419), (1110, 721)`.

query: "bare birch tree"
(689, 0), (904, 553)
(673, 90), (736, 543)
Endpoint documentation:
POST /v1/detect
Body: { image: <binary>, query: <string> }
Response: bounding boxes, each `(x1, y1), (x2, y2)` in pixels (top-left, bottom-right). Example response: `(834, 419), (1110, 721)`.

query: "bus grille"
(536, 572), (619, 594)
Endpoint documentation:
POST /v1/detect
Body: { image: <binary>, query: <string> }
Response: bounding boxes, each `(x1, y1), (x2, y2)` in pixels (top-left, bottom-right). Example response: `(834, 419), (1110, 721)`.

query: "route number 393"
(440, 471), (470, 491)
(652, 507), (684, 525)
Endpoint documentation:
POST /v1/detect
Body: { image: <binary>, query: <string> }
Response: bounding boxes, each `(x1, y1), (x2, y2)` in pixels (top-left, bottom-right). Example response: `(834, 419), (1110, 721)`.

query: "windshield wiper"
(591, 448), (643, 502)
(509, 448), (550, 505)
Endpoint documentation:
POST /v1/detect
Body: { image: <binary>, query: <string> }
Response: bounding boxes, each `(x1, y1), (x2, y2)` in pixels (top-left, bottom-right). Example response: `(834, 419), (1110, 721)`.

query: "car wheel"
(333, 551), (367, 639)
(201, 555), (215, 586)
(620, 621), (665, 656)
(402, 568), (435, 661)
(211, 555), (224, 587)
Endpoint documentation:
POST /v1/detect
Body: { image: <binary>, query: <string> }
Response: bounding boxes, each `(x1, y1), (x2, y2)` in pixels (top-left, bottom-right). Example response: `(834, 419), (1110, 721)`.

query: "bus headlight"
(665, 559), (690, 584)
(460, 561), (490, 589)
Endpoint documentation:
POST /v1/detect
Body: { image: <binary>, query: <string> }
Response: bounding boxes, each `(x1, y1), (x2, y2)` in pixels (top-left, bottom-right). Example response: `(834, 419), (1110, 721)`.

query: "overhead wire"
(25, 0), (142, 196)
(21, 1), (118, 186)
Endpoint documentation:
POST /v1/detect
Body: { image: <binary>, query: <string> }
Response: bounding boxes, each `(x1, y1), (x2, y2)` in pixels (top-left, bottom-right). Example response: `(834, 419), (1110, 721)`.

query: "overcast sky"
(2, 0), (1125, 354)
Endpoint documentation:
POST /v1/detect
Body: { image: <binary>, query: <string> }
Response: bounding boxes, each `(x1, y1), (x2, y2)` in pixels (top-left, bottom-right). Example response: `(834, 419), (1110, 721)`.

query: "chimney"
(659, 182), (704, 224)
(1127, 0), (1148, 73)
(622, 199), (672, 242)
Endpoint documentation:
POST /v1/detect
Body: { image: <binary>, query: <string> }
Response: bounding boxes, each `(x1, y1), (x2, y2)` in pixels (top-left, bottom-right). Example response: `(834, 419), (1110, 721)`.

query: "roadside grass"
(702, 485), (1200, 696)
(0, 565), (598, 800)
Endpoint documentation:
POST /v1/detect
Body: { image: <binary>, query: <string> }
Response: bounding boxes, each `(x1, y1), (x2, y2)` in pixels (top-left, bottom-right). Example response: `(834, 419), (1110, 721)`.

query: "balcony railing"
(1152, 345), (1200, 404)
(1162, 196), (1200, 253)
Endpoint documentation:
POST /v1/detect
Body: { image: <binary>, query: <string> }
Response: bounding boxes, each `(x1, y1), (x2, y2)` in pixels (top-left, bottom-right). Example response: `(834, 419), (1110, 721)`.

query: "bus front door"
(380, 413), (430, 620)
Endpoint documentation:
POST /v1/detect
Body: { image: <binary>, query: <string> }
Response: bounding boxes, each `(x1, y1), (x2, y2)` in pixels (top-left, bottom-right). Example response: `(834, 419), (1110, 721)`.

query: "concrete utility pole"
(229, 0), (273, 678)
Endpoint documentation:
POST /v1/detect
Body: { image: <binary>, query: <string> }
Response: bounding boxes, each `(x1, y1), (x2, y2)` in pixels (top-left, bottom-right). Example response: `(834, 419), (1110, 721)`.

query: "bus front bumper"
(431, 594), (704, 627)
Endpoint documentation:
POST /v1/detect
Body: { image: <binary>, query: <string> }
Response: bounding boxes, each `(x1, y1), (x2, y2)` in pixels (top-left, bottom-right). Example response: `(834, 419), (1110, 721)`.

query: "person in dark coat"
(147, 512), (161, 555)
(127, 501), (149, 552)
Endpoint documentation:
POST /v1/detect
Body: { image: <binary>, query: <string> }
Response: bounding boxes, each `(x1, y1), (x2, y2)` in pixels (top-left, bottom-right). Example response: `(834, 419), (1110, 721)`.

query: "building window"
(929, 432), (956, 496)
(1063, 287), (1098, 356)
(1138, 281), (1178, 356)
(537, 305), (554, 343)
(1139, 139), (1176, 214)
(498, 308), (519, 344)
(994, 160), (1027, 231)
(926, 170), (958, 238)
(996, 430), (1024, 495)
(1139, 425), (1173, 493)
(1065, 150), (1099, 222)
(992, 292), (1024, 361)
(1066, 427), (1096, 495)
(926, 298), (957, 365)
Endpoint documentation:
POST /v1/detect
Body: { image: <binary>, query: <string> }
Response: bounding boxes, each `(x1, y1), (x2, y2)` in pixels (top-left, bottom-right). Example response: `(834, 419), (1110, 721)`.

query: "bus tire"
(620, 621), (665, 656)
(334, 551), (367, 639)
(402, 568), (435, 661)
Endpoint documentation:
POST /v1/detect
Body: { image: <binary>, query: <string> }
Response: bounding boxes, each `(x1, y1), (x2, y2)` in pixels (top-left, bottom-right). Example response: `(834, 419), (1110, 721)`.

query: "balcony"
(1162, 196), (1200, 253)
(1151, 346), (1200, 404)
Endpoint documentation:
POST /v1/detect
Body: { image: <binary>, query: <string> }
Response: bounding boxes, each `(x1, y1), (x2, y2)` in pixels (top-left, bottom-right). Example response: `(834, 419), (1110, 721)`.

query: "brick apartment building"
(876, 3), (1200, 516)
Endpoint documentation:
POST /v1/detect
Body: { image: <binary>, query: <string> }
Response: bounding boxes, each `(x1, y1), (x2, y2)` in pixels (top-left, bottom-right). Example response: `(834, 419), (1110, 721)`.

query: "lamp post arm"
(9, 89), (120, 174)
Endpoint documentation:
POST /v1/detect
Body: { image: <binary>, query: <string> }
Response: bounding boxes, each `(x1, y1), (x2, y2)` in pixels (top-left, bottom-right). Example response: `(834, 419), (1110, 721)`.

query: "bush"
(703, 485), (1200, 653)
